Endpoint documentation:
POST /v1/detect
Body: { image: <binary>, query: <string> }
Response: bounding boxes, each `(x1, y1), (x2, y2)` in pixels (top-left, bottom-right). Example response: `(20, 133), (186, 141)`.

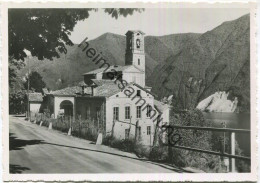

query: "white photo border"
(1, 2), (258, 182)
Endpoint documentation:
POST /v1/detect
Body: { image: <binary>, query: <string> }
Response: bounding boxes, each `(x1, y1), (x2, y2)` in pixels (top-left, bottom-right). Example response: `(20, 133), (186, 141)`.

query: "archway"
(60, 100), (73, 117)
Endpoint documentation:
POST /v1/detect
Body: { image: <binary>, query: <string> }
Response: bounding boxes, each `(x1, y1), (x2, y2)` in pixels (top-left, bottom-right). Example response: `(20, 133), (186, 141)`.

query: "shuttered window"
(147, 126), (151, 135)
(125, 106), (130, 119)
(113, 107), (119, 120)
(137, 106), (141, 118)
(146, 105), (152, 117)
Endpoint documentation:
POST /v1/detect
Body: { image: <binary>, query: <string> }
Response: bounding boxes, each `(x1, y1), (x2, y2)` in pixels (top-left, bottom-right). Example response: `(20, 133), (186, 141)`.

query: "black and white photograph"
(2, 2), (257, 182)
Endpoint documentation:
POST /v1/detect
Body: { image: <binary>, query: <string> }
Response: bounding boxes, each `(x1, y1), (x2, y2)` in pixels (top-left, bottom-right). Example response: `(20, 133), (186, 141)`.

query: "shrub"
(149, 145), (168, 161)
(104, 136), (134, 152)
(168, 109), (250, 172)
(236, 159), (250, 172)
(168, 109), (226, 172)
(210, 128), (251, 172)
(133, 141), (150, 158)
(9, 90), (27, 115)
(103, 135), (149, 158)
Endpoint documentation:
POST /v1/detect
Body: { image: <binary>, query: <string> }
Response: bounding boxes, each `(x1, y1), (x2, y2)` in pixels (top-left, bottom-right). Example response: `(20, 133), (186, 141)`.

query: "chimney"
(90, 83), (96, 96)
(79, 81), (87, 95)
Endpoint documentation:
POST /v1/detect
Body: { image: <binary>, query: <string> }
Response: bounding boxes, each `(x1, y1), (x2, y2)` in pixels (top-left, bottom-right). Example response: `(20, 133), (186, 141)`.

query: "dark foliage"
(169, 109), (225, 172)
(9, 58), (25, 89)
(9, 8), (143, 61)
(149, 145), (168, 161)
(9, 90), (27, 114)
(103, 136), (149, 158)
(211, 132), (251, 172)
(23, 71), (46, 92)
(104, 8), (143, 19)
(167, 109), (250, 172)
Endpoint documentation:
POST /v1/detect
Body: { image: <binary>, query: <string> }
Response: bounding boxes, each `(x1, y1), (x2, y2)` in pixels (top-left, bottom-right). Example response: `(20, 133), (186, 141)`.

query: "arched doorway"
(60, 100), (73, 117)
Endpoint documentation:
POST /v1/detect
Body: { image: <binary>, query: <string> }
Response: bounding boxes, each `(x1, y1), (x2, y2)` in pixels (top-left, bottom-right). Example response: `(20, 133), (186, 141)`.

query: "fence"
(33, 113), (103, 141)
(110, 118), (144, 143)
(165, 125), (250, 172)
(32, 112), (143, 142)
(31, 113), (250, 172)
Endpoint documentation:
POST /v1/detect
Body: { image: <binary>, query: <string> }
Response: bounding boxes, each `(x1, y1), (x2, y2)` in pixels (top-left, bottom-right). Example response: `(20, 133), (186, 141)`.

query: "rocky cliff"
(196, 91), (238, 112)
(147, 14), (250, 112)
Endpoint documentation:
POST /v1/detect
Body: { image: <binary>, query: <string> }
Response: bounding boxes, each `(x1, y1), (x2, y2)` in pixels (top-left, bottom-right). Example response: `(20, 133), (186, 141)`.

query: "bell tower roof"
(125, 30), (145, 35)
(124, 30), (146, 86)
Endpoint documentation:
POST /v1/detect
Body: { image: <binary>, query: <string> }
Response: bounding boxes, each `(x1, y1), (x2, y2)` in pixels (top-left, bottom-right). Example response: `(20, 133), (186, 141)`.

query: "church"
(40, 30), (171, 146)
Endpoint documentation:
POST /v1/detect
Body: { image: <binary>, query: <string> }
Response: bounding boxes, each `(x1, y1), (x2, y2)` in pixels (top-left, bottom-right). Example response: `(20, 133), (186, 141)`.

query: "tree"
(9, 8), (143, 61)
(24, 71), (46, 92)
(8, 8), (143, 114)
(9, 90), (27, 114)
(9, 57), (25, 88)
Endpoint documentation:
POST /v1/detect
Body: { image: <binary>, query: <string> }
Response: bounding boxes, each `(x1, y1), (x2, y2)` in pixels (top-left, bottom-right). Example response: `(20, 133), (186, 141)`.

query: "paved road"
(9, 116), (183, 173)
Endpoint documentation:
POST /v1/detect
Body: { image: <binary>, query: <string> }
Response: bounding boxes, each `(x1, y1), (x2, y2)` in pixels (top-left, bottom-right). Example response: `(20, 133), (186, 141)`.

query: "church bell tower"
(125, 30), (145, 72)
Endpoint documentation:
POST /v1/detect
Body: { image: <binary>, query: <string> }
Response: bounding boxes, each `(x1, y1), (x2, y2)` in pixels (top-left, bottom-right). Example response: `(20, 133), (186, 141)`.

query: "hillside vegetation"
(18, 32), (200, 90)
(17, 14), (250, 112)
(148, 14), (250, 112)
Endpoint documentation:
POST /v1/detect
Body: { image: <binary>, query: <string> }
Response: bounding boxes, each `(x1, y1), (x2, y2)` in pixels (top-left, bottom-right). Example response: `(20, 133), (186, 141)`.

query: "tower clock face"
(136, 39), (141, 49)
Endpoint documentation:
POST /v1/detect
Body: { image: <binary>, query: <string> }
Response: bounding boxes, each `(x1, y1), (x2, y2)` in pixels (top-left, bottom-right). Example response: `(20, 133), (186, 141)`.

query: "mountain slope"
(18, 32), (200, 90)
(148, 14), (250, 112)
(17, 14), (250, 112)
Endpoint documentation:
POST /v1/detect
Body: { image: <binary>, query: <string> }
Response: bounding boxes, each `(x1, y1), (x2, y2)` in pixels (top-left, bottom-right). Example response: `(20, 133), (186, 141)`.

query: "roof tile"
(50, 86), (81, 96)
(83, 65), (133, 75)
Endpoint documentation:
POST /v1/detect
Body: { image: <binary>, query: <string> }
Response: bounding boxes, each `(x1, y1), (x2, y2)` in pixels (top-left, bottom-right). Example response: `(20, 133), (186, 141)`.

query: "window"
(125, 129), (130, 139)
(138, 59), (140, 65)
(137, 90), (141, 96)
(113, 107), (119, 120)
(136, 106), (141, 118)
(125, 106), (130, 119)
(147, 126), (151, 135)
(136, 39), (140, 48)
(146, 105), (152, 117)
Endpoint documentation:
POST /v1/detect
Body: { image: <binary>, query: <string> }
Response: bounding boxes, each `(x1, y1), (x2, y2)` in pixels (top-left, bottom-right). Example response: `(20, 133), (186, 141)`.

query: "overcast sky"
(70, 8), (249, 44)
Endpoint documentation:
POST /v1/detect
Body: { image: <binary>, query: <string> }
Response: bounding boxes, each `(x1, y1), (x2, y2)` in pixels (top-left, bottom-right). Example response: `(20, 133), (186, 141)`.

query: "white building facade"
(44, 30), (171, 146)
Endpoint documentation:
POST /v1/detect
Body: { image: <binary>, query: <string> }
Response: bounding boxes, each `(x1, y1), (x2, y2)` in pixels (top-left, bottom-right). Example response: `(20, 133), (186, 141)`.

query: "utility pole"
(27, 56), (30, 120)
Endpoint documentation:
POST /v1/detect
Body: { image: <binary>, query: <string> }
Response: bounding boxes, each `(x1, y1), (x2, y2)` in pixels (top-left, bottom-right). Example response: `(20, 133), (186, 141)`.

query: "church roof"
(50, 80), (121, 97)
(93, 80), (121, 97)
(91, 79), (115, 86)
(83, 65), (144, 75)
(49, 78), (155, 98)
(50, 86), (82, 96)
(91, 80), (156, 97)
(83, 65), (130, 75)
